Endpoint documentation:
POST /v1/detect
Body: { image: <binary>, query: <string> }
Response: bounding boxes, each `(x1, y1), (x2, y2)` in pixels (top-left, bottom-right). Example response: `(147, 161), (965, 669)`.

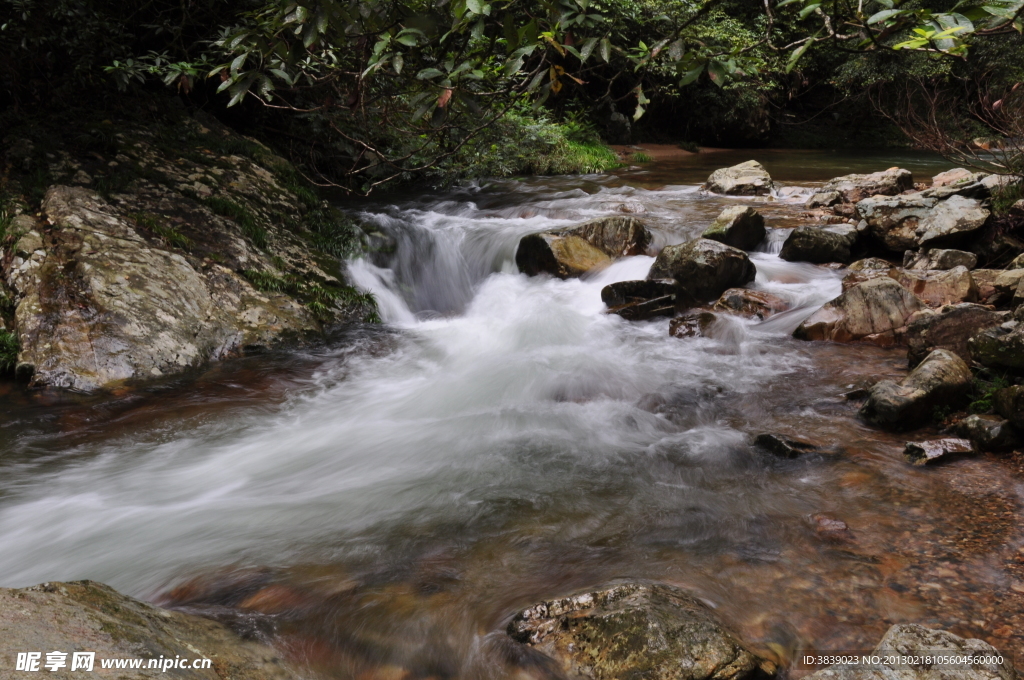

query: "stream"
(1, 149), (1022, 678)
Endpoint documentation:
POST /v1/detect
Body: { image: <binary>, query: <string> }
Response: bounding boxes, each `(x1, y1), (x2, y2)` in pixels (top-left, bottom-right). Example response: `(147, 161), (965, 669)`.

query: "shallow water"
(1, 152), (1022, 678)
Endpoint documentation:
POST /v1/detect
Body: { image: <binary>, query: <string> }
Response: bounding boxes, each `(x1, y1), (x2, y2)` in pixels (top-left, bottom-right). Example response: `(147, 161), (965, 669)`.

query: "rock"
(888, 266), (978, 308)
(916, 195), (990, 249)
(601, 279), (677, 307)
(812, 514), (854, 542)
(0, 580), (299, 679)
(670, 312), (718, 338)
(903, 438), (975, 465)
(905, 303), (1005, 367)
(702, 206), (766, 250)
(714, 288), (788, 319)
(703, 160), (774, 196)
(648, 239), (756, 308)
(506, 582), (764, 680)
(754, 433), (819, 458)
(795, 278), (925, 346)
(859, 349), (973, 429)
(932, 168), (986, 187)
(969, 323), (1024, 370)
(1008, 253), (1024, 269)
(993, 385), (1024, 429)
(11, 187), (319, 392)
(609, 296), (676, 321)
(516, 217), (652, 278)
(779, 224), (859, 264)
(954, 414), (1021, 451)
(804, 623), (1015, 680)
(903, 248), (977, 271)
(807, 168), (914, 209)
(856, 193), (938, 251)
(848, 257), (894, 271)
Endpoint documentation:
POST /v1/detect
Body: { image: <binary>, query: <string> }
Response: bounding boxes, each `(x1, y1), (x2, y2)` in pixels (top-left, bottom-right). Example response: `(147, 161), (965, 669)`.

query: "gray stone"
(932, 168), (986, 187)
(804, 623), (1014, 680)
(969, 324), (1024, 371)
(916, 195), (990, 249)
(887, 266), (978, 308)
(993, 385), (1024, 430)
(860, 349), (973, 429)
(808, 168), (914, 207)
(517, 217), (653, 278)
(848, 257), (895, 271)
(795, 278), (925, 346)
(0, 580), (300, 679)
(648, 239), (756, 308)
(507, 582), (765, 680)
(905, 303), (1005, 367)
(904, 248), (978, 271)
(703, 161), (774, 196)
(954, 414), (1020, 451)
(856, 193), (939, 252)
(702, 206), (766, 250)
(780, 224), (859, 264)
(903, 438), (975, 465)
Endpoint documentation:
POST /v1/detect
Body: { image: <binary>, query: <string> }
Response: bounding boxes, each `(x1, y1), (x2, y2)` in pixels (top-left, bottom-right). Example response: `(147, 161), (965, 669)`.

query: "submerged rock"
(703, 161), (774, 196)
(506, 582), (765, 680)
(954, 414), (1021, 451)
(714, 288), (788, 320)
(670, 312), (718, 338)
(903, 438), (975, 465)
(11, 187), (319, 392)
(516, 217), (652, 279)
(0, 580), (299, 679)
(804, 624), (1015, 680)
(702, 206), (766, 250)
(903, 248), (977, 271)
(754, 433), (820, 458)
(779, 224), (860, 264)
(807, 168), (914, 211)
(794, 278), (925, 346)
(905, 303), (1005, 367)
(860, 349), (972, 429)
(648, 239), (756, 308)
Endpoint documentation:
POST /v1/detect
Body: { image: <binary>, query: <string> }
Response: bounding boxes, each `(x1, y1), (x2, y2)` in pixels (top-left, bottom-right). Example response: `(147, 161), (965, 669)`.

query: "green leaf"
(633, 104), (645, 121)
(579, 37), (598, 62)
(417, 67), (445, 79)
(776, 0), (801, 7)
(599, 37), (610, 62)
(396, 34), (418, 46)
(707, 59), (727, 86)
(393, 54), (403, 74)
(798, 3), (821, 19)
(466, 0), (483, 14)
(785, 37), (813, 72)
(679, 64), (703, 86)
(230, 54), (247, 73)
(867, 9), (903, 24)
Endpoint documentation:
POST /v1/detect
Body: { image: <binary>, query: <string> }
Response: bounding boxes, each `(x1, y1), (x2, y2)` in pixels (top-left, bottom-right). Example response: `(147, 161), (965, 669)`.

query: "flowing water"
(1, 150), (1023, 678)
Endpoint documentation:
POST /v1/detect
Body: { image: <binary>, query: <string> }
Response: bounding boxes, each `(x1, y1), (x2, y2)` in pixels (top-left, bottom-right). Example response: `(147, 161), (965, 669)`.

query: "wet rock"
(670, 312), (718, 338)
(602, 279), (677, 307)
(903, 248), (977, 271)
(954, 414), (1021, 451)
(754, 433), (819, 458)
(609, 296), (676, 321)
(780, 224), (859, 264)
(808, 168), (914, 209)
(860, 349), (972, 429)
(0, 580), (299, 679)
(905, 303), (1005, 367)
(903, 438), (975, 465)
(11, 187), (319, 392)
(794, 278), (925, 346)
(888, 266), (978, 308)
(702, 206), (766, 250)
(968, 323), (1024, 370)
(856, 193), (938, 251)
(516, 217), (652, 278)
(507, 582), (765, 680)
(648, 239), (756, 308)
(703, 160), (774, 196)
(848, 257), (894, 271)
(714, 288), (788, 319)
(805, 624), (1014, 680)
(993, 385), (1024, 429)
(811, 514), (854, 542)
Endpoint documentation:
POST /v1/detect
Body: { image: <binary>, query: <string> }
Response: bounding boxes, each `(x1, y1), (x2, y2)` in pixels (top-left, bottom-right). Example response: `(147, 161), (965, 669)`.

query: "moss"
(128, 212), (194, 251)
(0, 330), (19, 373)
(969, 373), (1011, 413)
(203, 197), (268, 249)
(991, 181), (1024, 216)
(677, 140), (700, 153)
(242, 269), (379, 323)
(304, 206), (363, 259)
(242, 269), (292, 293)
(629, 151), (653, 163)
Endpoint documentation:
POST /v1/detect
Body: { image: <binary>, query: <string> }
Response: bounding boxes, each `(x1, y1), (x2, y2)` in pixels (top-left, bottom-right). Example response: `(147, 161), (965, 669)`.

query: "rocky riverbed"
(2, 145), (1024, 679)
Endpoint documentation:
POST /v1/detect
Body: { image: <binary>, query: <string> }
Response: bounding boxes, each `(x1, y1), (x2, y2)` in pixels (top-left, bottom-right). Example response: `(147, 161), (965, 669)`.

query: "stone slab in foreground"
(0, 580), (299, 679)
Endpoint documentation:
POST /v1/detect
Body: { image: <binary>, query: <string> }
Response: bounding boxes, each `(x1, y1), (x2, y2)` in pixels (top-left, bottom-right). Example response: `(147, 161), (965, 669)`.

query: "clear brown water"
(1, 151), (1022, 679)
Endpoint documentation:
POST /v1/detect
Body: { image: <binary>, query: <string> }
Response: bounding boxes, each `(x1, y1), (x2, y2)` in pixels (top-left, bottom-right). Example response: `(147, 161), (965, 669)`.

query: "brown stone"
(795, 278), (925, 346)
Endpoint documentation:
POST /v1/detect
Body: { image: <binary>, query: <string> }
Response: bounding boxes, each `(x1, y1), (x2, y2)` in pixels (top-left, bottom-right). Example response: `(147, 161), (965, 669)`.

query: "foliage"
(203, 197), (268, 248)
(242, 268), (379, 322)
(630, 151), (652, 162)
(0, 330), (18, 374)
(969, 374), (1010, 413)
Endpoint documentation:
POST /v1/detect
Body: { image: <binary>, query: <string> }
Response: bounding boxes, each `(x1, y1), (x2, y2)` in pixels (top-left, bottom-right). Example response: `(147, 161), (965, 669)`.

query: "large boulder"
(702, 206), (766, 250)
(857, 193), (989, 252)
(903, 248), (977, 271)
(516, 217), (653, 278)
(859, 349), (972, 429)
(0, 580), (299, 679)
(780, 224), (860, 264)
(888, 266), (978, 308)
(968, 321), (1024, 370)
(905, 303), (1006, 367)
(10, 187), (320, 392)
(954, 414), (1021, 451)
(703, 161), (774, 196)
(794, 278), (925, 346)
(803, 623), (1014, 680)
(648, 239), (756, 308)
(506, 582), (765, 680)
(806, 168), (914, 215)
